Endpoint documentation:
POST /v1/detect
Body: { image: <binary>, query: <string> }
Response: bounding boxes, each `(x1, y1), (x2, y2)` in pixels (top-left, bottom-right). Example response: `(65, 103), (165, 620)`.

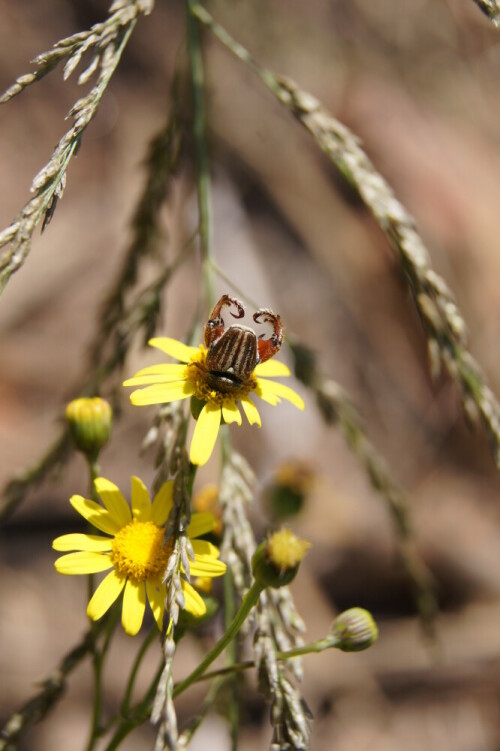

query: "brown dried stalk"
(0, 0), (154, 295)
(191, 2), (500, 474)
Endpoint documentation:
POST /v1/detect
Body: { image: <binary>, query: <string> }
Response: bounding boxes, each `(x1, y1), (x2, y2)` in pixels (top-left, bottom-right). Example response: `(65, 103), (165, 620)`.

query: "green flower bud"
(252, 529), (310, 589)
(65, 398), (112, 459)
(266, 460), (315, 521)
(329, 608), (378, 652)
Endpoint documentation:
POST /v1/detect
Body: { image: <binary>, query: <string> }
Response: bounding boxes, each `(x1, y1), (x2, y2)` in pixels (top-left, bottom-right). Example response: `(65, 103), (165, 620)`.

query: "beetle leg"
(253, 308), (284, 363)
(204, 295), (245, 348)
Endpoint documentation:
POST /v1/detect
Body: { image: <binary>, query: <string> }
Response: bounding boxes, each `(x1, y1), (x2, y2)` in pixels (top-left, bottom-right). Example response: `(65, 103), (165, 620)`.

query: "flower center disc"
(187, 350), (257, 405)
(111, 520), (170, 581)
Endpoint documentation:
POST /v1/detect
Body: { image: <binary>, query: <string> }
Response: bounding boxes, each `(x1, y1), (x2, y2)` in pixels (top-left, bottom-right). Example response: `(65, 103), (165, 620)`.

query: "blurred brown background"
(2, 0), (500, 749)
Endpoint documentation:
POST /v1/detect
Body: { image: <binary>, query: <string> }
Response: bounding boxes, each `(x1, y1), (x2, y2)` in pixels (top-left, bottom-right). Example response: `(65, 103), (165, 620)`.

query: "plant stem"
(184, 637), (335, 686)
(224, 569), (239, 751)
(186, 0), (215, 310)
(173, 579), (263, 698)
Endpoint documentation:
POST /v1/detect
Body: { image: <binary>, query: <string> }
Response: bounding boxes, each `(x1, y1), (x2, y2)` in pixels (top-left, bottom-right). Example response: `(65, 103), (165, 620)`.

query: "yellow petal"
(257, 379), (305, 410)
(151, 481), (174, 526)
(122, 579), (146, 636)
(94, 478), (132, 527)
(189, 557), (227, 578)
(240, 397), (261, 427)
(69, 495), (122, 535)
(87, 570), (126, 621)
(254, 382), (281, 406)
(123, 374), (187, 387)
(123, 364), (187, 386)
(130, 381), (194, 406)
(222, 402), (242, 426)
(148, 337), (200, 363)
(127, 363), (189, 377)
(181, 581), (206, 617)
(54, 551), (114, 575)
(186, 512), (215, 539)
(146, 578), (166, 631)
(189, 403), (221, 466)
(52, 533), (112, 552)
(254, 360), (291, 377)
(191, 539), (220, 558)
(131, 476), (151, 522)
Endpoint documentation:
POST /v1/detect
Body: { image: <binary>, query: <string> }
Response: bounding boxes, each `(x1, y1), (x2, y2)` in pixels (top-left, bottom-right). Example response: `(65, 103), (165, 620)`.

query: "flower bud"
(65, 397), (112, 458)
(329, 607), (378, 652)
(265, 460), (315, 521)
(252, 528), (310, 589)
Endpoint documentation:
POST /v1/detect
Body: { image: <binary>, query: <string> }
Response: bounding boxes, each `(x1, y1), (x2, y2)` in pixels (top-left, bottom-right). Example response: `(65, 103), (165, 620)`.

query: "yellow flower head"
(252, 528), (310, 589)
(53, 477), (226, 636)
(266, 528), (311, 571)
(123, 337), (305, 466)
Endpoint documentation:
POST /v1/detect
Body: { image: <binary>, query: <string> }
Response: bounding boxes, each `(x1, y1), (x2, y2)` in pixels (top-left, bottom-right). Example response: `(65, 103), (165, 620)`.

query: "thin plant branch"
(0, 239), (195, 525)
(186, 0), (215, 310)
(0, 0), (154, 295)
(0, 622), (107, 750)
(191, 2), (500, 474)
(91, 76), (182, 365)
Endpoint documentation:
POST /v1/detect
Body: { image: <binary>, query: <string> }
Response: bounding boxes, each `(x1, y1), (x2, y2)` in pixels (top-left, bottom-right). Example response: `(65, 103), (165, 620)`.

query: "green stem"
(223, 569), (239, 751)
(185, 637), (335, 686)
(186, 0), (215, 310)
(173, 579), (263, 698)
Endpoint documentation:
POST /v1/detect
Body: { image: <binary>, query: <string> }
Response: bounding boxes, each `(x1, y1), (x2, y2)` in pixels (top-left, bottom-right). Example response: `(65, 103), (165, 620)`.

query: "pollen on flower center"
(111, 520), (170, 581)
(186, 349), (258, 405)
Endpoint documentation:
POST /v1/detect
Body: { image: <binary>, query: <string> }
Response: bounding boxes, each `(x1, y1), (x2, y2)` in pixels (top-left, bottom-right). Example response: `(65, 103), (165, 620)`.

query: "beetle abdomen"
(206, 326), (258, 382)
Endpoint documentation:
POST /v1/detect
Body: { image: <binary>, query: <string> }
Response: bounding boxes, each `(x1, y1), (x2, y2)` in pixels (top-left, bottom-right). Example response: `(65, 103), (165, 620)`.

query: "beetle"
(203, 294), (283, 391)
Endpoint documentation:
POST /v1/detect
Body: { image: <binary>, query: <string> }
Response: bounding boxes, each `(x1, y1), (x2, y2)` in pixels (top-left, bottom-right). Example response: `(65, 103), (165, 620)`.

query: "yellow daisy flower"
(123, 337), (305, 465)
(53, 477), (226, 636)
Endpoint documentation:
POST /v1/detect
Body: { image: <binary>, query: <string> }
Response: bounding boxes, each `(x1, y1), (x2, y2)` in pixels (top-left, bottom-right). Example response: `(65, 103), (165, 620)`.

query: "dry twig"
(0, 0), (154, 294)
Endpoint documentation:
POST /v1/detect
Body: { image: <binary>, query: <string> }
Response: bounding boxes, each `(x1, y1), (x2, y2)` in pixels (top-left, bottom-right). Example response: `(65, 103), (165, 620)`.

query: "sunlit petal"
(240, 397), (262, 426)
(186, 512), (215, 539)
(146, 578), (166, 631)
(122, 579), (147, 636)
(123, 373), (187, 387)
(181, 581), (206, 617)
(191, 539), (220, 558)
(189, 403), (221, 466)
(254, 360), (291, 377)
(257, 379), (305, 409)
(189, 557), (227, 577)
(87, 570), (126, 621)
(94, 478), (132, 527)
(130, 381), (194, 406)
(52, 533), (112, 553)
(148, 337), (201, 363)
(54, 551), (114, 575)
(123, 364), (187, 386)
(131, 476), (151, 522)
(69, 495), (122, 535)
(222, 402), (242, 426)
(151, 481), (174, 526)
(254, 380), (282, 406)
